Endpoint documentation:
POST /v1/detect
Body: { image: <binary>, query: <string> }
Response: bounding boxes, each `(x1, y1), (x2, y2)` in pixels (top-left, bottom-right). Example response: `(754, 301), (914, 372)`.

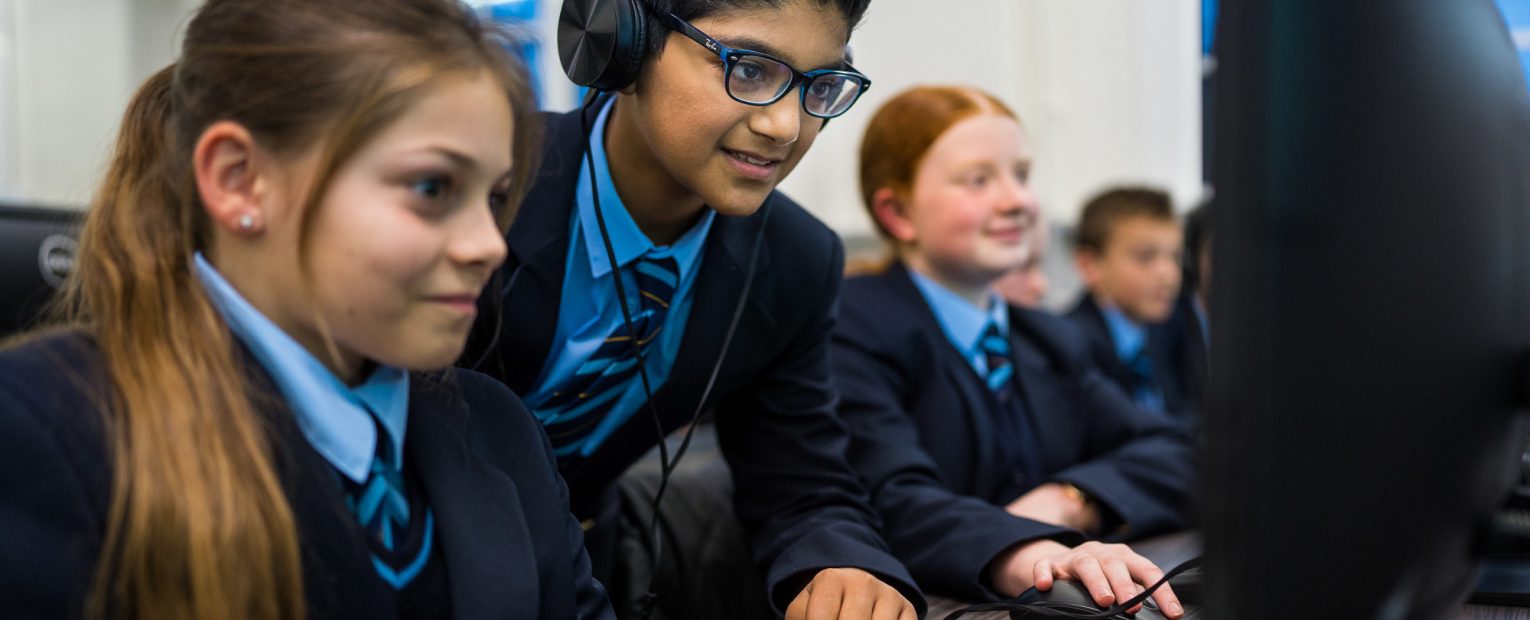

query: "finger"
(837, 582), (875, 620)
(1100, 558), (1140, 614)
(786, 587), (811, 620)
(806, 573), (847, 620)
(870, 591), (911, 620)
(1124, 557), (1184, 618)
(1151, 582), (1184, 619)
(1069, 554), (1114, 608)
(1033, 557), (1054, 591)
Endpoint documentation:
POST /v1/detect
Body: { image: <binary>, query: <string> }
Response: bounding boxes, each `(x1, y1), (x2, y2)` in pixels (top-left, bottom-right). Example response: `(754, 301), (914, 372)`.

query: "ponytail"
(66, 64), (305, 620)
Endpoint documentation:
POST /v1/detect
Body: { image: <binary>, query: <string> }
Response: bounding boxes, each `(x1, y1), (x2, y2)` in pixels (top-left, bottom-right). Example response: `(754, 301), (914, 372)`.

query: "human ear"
(1075, 248), (1105, 288)
(192, 121), (267, 236)
(871, 187), (917, 244)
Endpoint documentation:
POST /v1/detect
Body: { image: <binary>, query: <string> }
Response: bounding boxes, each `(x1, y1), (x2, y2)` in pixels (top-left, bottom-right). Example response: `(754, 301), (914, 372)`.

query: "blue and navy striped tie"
(539, 253), (680, 466)
(980, 322), (1014, 394)
(1126, 348), (1166, 412)
(347, 417), (434, 589)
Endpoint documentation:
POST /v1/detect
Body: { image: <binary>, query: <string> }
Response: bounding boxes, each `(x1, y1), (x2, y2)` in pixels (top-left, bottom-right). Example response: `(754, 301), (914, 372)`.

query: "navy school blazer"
(459, 100), (923, 615)
(832, 263), (1197, 601)
(1066, 294), (1194, 419)
(0, 332), (612, 620)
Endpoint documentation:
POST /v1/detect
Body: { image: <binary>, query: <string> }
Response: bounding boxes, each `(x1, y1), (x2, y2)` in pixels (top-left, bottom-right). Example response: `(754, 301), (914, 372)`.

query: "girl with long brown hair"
(0, 1), (611, 618)
(832, 85), (1197, 617)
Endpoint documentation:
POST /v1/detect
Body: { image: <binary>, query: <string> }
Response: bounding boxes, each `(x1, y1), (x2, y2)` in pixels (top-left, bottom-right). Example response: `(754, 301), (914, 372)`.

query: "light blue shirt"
(908, 269), (1009, 377)
(1098, 302), (1147, 364)
(524, 98), (715, 458)
(195, 253), (409, 483)
(1098, 300), (1166, 412)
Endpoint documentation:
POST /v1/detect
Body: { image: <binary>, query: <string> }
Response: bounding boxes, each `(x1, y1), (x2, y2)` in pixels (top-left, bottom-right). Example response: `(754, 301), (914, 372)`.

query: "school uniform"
(1066, 294), (1192, 418)
(832, 262), (1196, 601)
(0, 256), (612, 619)
(461, 97), (922, 614)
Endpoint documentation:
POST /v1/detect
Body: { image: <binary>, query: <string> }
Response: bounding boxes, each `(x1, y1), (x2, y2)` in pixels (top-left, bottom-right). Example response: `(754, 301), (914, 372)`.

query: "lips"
(427, 293), (479, 315)
(723, 148), (784, 182)
(986, 226), (1027, 244)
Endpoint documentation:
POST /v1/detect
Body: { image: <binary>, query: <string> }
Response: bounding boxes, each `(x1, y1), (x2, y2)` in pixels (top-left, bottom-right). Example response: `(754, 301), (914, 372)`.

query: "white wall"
(775, 0), (1204, 306)
(0, 0), (195, 208)
(0, 0), (1203, 306)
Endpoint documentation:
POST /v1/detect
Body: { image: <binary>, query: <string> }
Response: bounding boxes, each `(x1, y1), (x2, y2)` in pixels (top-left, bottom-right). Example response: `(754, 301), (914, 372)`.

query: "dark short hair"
(638, 0), (872, 60)
(1075, 187), (1176, 254)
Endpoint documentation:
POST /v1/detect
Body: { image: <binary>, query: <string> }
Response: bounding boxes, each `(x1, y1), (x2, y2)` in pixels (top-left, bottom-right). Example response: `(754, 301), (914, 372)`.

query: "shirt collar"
(194, 253), (409, 483)
(576, 97), (716, 279)
(908, 268), (1008, 355)
(1097, 298), (1149, 361)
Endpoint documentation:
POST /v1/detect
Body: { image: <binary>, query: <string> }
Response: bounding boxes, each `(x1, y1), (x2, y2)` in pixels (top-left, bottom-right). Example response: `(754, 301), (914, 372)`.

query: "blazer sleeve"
(0, 361), (102, 618)
(1048, 366), (1197, 539)
(540, 424), (618, 620)
(461, 370), (616, 620)
(712, 238), (926, 617)
(831, 308), (1084, 602)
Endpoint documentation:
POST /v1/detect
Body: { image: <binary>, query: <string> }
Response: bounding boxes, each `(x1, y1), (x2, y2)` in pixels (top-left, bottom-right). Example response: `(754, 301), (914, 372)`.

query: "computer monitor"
(0, 203), (82, 339)
(1204, 1), (1530, 618)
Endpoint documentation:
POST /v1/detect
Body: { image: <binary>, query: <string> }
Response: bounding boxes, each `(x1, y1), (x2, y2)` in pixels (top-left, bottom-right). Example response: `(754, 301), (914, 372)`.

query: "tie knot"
(979, 322), (1010, 359)
(980, 322), (1014, 393)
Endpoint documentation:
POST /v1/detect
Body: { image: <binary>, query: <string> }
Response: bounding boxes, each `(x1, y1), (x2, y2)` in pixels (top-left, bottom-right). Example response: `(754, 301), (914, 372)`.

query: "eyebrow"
(423, 146), (479, 172)
(714, 35), (847, 71)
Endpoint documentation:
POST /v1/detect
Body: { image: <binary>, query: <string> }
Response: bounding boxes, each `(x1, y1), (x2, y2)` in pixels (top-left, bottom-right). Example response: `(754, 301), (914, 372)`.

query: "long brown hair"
(48, 1), (540, 617)
(858, 85), (1018, 243)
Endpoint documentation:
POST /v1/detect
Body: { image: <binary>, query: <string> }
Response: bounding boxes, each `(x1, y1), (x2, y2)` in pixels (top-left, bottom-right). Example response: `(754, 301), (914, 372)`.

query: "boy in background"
(1067, 187), (1189, 417)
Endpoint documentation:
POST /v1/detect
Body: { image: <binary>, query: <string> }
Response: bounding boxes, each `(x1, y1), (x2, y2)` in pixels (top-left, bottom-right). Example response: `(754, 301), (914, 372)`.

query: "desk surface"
(926, 532), (1530, 620)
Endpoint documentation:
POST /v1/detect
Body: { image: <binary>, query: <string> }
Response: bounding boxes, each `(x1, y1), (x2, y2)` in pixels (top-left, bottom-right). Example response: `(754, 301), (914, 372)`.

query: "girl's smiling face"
(896, 113), (1040, 296)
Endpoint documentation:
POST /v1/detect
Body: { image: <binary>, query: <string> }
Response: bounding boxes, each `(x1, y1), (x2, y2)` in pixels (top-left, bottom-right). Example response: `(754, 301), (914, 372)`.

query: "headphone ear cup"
(558, 0), (648, 92)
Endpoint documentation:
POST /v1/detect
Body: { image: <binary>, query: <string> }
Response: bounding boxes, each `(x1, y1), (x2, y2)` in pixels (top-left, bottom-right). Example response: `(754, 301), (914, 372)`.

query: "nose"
(996, 172), (1038, 218)
(450, 201), (509, 276)
(747, 93), (802, 146)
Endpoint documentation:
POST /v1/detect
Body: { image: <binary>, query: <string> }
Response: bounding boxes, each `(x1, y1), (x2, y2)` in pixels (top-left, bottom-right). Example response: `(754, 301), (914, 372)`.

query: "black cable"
(577, 90), (671, 483)
(576, 90), (768, 620)
(467, 262), (524, 372)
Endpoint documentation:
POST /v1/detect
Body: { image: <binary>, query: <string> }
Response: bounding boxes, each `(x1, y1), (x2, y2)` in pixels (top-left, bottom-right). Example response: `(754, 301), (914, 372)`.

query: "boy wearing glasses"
(463, 1), (919, 619)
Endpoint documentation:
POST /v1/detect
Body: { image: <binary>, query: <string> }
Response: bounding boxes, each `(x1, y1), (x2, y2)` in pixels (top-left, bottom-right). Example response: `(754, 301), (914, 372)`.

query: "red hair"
(858, 85), (1018, 240)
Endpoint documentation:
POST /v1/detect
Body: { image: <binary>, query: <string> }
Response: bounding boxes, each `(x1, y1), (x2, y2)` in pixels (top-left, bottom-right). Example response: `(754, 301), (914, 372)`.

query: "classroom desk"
(925, 532), (1530, 619)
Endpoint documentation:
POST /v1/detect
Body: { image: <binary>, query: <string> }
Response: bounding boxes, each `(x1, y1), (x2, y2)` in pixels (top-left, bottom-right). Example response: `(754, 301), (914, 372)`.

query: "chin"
(382, 341), (467, 372)
(708, 198), (768, 218)
(700, 183), (775, 218)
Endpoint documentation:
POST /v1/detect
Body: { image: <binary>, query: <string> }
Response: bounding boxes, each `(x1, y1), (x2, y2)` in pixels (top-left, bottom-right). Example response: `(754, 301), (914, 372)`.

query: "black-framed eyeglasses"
(661, 12), (871, 119)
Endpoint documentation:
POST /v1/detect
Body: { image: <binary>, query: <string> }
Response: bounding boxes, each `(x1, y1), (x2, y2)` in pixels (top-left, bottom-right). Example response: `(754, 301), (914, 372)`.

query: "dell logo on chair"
(38, 234), (77, 290)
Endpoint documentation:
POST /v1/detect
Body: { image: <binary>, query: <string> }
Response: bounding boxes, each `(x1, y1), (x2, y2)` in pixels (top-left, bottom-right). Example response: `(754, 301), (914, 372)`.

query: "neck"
(603, 96), (707, 246)
(903, 254), (993, 309)
(206, 244), (365, 383)
(1093, 293), (1142, 326)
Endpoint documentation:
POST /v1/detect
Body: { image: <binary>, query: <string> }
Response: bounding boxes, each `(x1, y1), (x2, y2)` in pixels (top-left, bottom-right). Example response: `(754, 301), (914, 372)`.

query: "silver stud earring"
(238, 214), (255, 232)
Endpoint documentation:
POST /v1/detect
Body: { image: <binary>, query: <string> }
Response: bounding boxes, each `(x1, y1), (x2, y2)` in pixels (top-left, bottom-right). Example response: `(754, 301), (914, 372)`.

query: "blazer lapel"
(407, 380), (541, 620)
(241, 360), (396, 618)
(486, 107), (591, 393)
(1008, 312), (1087, 475)
(661, 207), (775, 415)
(885, 262), (1003, 498)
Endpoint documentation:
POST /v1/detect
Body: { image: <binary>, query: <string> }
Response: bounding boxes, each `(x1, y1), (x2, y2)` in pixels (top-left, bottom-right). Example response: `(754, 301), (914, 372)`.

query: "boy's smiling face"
(606, 0), (850, 234)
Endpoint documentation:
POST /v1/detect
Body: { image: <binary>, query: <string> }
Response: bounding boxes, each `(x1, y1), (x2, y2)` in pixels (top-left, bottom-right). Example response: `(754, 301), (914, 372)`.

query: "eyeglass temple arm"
(661, 13), (725, 59)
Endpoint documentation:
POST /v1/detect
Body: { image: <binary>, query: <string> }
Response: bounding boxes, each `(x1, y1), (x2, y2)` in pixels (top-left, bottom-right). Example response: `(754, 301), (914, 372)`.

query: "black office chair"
(0, 203), (82, 339)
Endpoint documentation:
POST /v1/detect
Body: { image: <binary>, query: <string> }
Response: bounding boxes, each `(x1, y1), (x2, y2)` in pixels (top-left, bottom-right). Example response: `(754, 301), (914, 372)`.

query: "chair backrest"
(0, 203), (82, 339)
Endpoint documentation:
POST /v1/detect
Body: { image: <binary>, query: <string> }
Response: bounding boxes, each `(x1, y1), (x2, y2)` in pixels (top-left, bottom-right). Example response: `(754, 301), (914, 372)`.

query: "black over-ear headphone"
(558, 0), (649, 91)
